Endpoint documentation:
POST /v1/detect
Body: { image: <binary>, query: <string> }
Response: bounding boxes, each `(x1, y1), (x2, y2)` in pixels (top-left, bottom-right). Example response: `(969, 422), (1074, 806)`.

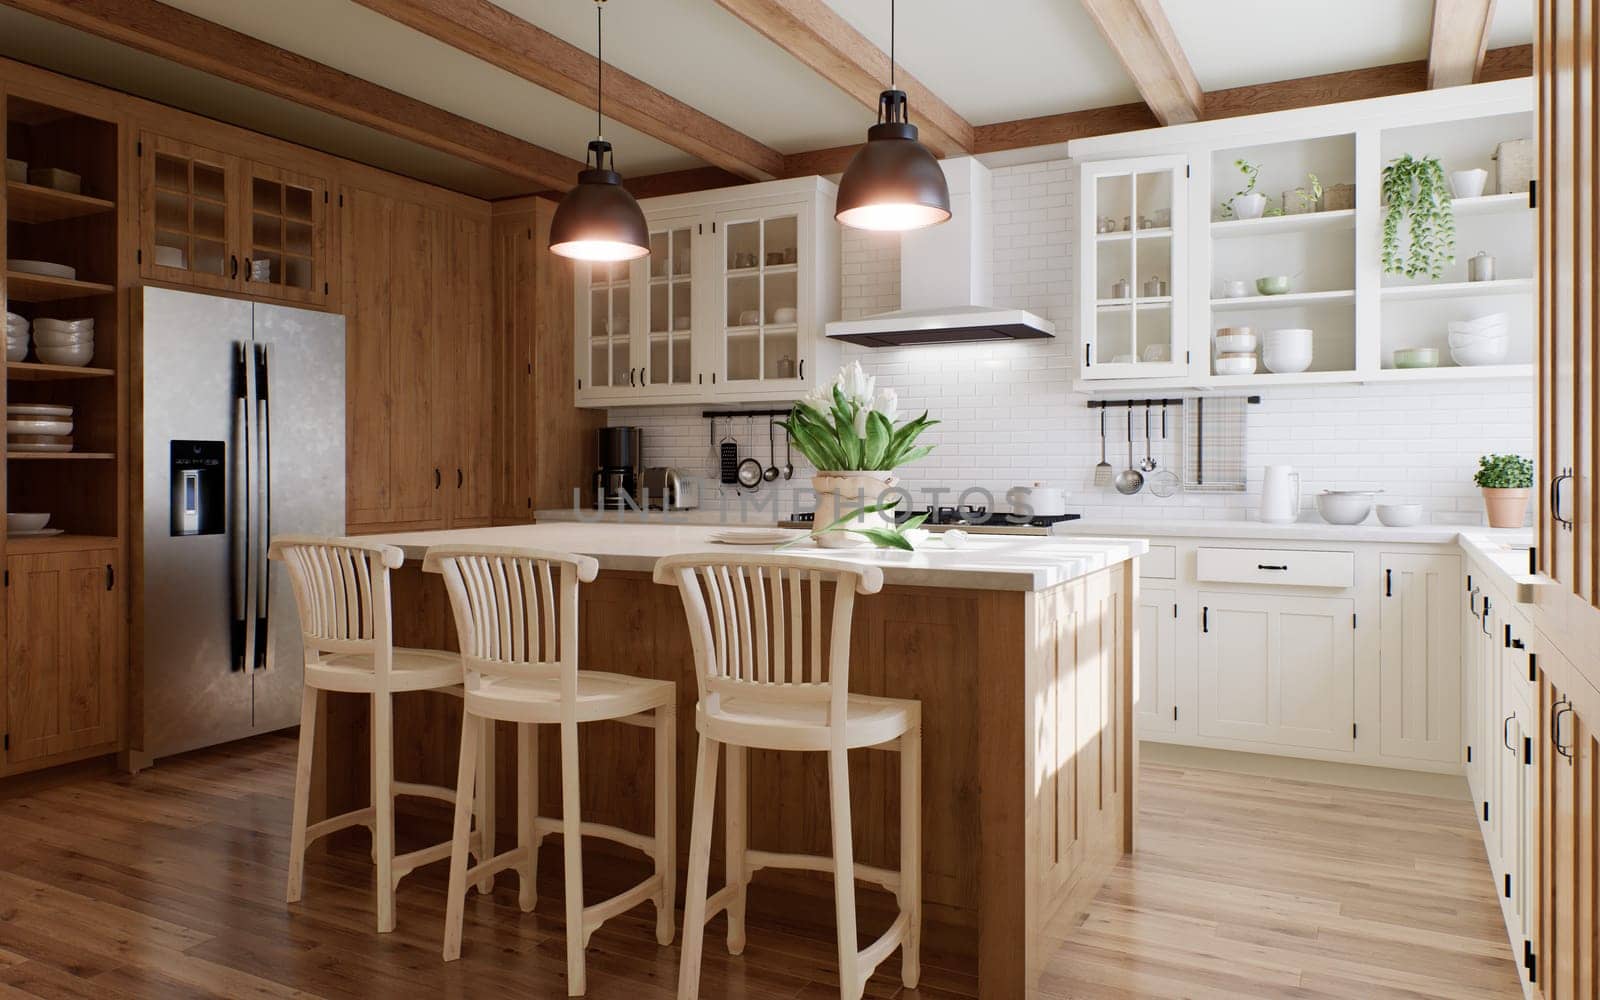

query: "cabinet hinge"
(1504, 623), (1512, 648)
(1528, 179), (1537, 209)
(1185, 164), (1191, 177)
(3, 570), (7, 586)
(1466, 744), (1472, 763)
(323, 281), (329, 295)
(1524, 736), (1532, 763)
(527, 497), (532, 509)
(1201, 606), (1209, 632)
(1466, 572), (1473, 592)
(1084, 343), (1091, 367)
(1525, 940), (1536, 980)
(1172, 604), (1178, 618)
(527, 362), (532, 374)
(338, 193), (345, 207)
(1173, 706), (1178, 721)
(1352, 613), (1357, 629)
(106, 564), (114, 591)
(136, 140), (142, 156)
(1483, 801), (1490, 822)
(1185, 350), (1191, 364)
(1352, 723), (1358, 740)
(1504, 873), (1511, 898)
(137, 248), (142, 264)
(2, 733), (7, 751)
(1529, 652), (1538, 683)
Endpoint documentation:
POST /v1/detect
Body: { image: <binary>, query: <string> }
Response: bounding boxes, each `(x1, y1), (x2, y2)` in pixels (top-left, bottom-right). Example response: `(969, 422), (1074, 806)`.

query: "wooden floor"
(0, 734), (1522, 999)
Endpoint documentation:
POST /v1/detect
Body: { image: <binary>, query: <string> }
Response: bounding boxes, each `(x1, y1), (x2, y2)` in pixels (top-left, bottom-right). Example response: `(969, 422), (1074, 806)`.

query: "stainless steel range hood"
(827, 157), (1055, 347)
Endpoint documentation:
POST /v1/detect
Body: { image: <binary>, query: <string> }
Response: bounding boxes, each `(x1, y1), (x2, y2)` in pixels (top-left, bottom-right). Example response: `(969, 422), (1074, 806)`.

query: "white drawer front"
(1141, 544), (1177, 579)
(1195, 547), (1355, 589)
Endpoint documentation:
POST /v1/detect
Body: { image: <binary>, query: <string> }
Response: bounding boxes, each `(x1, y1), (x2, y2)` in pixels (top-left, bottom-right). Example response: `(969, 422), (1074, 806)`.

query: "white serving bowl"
(6, 418), (72, 436)
(772, 306), (797, 324)
(1214, 354), (1257, 376)
(1317, 490), (1377, 525)
(5, 341), (25, 363)
(1263, 347), (1313, 374)
(6, 512), (49, 532)
(1447, 324), (1508, 342)
(1451, 341), (1510, 367)
(1214, 332), (1257, 354)
(36, 343), (94, 367)
(32, 317), (94, 334)
(7, 259), (75, 280)
(1448, 331), (1507, 350)
(1376, 503), (1424, 527)
(31, 328), (92, 347)
(1449, 313), (1508, 333)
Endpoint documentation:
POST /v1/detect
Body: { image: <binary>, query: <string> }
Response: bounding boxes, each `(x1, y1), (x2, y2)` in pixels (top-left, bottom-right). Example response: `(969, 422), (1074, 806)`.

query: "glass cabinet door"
(242, 162), (329, 306)
(1079, 155), (1188, 379)
(583, 260), (633, 391)
(718, 209), (803, 387)
(644, 221), (696, 391)
(141, 132), (238, 291)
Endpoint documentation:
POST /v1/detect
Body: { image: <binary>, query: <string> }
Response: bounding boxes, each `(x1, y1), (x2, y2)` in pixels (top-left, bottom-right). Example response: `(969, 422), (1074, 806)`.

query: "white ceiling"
(0, 0), (1536, 199)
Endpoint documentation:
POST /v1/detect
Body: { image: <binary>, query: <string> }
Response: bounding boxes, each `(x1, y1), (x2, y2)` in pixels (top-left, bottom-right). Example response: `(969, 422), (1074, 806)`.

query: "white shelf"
(1096, 296), (1173, 310)
(648, 274), (692, 285)
(1368, 364), (1534, 382)
(1449, 192), (1532, 216)
(1096, 227), (1172, 242)
(1204, 370), (1361, 388)
(1380, 278), (1533, 301)
(1211, 209), (1355, 238)
(1211, 289), (1355, 311)
(724, 323), (798, 338)
(725, 263), (798, 278)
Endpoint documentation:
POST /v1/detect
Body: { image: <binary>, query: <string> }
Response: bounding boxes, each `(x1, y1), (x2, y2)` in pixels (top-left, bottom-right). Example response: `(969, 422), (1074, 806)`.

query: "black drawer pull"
(1257, 564), (1289, 571)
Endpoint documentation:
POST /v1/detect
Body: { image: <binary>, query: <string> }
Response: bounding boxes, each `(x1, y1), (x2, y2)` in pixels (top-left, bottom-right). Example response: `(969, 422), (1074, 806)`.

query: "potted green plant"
(1474, 453), (1533, 528)
(779, 362), (937, 549)
(1381, 154), (1456, 279)
(1219, 158), (1266, 220)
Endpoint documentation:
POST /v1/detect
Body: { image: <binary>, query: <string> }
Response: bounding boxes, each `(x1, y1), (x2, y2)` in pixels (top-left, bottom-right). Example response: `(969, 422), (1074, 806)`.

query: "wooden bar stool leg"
(677, 734), (721, 1000)
(373, 691), (397, 934)
(559, 719), (586, 997)
(442, 713), (482, 962)
(286, 685), (319, 904)
(900, 717), (922, 989)
(725, 743), (748, 955)
(654, 703), (677, 946)
(517, 722), (538, 913)
(828, 747), (861, 1000)
(477, 720), (497, 895)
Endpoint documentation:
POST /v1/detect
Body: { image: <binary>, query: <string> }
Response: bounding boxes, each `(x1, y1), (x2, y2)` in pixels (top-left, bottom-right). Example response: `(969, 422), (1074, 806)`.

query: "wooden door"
(4, 548), (119, 768)
(1135, 587), (1177, 735)
(1196, 592), (1355, 752)
(435, 210), (492, 526)
(138, 131), (239, 292)
(239, 159), (331, 308)
(491, 209), (537, 523)
(1538, 657), (1598, 1000)
(1377, 552), (1462, 763)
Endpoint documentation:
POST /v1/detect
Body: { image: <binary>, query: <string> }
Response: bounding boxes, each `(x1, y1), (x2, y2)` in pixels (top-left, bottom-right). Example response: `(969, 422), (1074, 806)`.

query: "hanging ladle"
(1114, 408), (1145, 495)
(1139, 403), (1157, 472)
(781, 422), (794, 480)
(763, 417), (781, 482)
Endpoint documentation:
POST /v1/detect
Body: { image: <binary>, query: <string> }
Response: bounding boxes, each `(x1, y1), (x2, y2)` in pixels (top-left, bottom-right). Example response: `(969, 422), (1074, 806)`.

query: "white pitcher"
(1259, 465), (1301, 523)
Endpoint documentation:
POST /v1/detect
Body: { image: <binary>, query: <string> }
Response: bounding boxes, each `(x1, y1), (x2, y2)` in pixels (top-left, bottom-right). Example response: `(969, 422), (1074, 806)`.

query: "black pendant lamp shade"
(548, 0), (651, 262)
(835, 89), (951, 232)
(548, 139), (650, 262)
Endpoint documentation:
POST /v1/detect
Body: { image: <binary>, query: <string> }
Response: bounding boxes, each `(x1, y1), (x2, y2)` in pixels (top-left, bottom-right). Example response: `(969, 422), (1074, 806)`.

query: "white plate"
(6, 442), (72, 452)
(9, 528), (64, 538)
(7, 259), (76, 280)
(6, 404), (72, 417)
(709, 529), (799, 545)
(6, 418), (72, 436)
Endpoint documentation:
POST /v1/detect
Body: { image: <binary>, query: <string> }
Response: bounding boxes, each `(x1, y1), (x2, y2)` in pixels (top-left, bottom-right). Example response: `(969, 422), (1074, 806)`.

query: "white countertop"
(365, 522), (1147, 593)
(1060, 517), (1526, 546)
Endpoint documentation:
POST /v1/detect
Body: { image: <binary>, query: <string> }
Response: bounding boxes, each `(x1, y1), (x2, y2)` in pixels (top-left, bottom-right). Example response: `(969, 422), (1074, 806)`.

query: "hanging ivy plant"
(1381, 154), (1455, 279)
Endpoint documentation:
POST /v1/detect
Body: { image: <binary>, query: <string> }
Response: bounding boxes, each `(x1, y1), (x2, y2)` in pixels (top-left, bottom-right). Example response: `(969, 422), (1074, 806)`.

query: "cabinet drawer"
(1195, 547), (1354, 589)
(1140, 544), (1177, 579)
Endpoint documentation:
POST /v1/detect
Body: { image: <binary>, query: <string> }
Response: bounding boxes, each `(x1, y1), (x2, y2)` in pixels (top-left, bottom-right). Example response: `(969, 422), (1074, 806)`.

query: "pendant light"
(834, 0), (951, 232)
(548, 0), (650, 262)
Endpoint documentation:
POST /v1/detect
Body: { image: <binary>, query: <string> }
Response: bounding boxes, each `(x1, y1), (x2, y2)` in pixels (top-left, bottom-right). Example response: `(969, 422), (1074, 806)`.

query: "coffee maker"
(594, 426), (643, 509)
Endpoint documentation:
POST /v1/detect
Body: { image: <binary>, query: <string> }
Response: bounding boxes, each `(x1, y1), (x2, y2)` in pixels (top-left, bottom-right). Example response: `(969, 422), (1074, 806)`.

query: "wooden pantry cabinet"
(137, 131), (335, 309)
(342, 184), (492, 533)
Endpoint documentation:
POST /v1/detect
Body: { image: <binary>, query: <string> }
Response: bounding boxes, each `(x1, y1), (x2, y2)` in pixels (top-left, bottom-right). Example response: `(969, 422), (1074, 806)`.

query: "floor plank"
(0, 737), (1522, 998)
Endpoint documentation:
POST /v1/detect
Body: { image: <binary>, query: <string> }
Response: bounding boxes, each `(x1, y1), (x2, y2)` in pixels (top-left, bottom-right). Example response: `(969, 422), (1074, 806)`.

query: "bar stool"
(653, 554), (922, 1000)
(425, 544), (676, 997)
(270, 535), (493, 934)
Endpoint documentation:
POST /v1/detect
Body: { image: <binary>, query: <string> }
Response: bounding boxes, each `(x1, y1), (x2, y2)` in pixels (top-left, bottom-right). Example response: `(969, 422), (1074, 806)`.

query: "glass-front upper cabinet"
(242, 162), (330, 306)
(716, 207), (806, 389)
(1077, 155), (1189, 380)
(643, 218), (698, 394)
(576, 259), (634, 396)
(141, 132), (238, 292)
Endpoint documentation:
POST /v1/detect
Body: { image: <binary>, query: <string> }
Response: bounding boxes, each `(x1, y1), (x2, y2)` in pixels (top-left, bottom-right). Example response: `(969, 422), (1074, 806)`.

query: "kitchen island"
(316, 523), (1145, 996)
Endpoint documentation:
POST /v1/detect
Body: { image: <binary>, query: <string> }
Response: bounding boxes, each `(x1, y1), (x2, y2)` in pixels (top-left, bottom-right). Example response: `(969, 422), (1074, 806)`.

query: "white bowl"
(6, 512), (49, 532)
(1450, 168), (1489, 199)
(6, 418), (72, 436)
(1447, 332), (1508, 350)
(31, 328), (92, 348)
(1376, 503), (1424, 527)
(1449, 313), (1508, 333)
(1317, 491), (1375, 525)
(35, 343), (94, 367)
(32, 317), (94, 334)
(1214, 355), (1257, 376)
(1451, 345), (1508, 367)
(772, 306), (797, 324)
(1263, 346), (1314, 374)
(6, 259), (75, 280)
(5, 341), (25, 363)
(1214, 332), (1257, 354)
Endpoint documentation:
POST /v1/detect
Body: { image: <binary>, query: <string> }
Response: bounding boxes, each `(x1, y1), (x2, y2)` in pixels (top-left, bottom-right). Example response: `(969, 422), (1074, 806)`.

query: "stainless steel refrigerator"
(136, 287), (345, 762)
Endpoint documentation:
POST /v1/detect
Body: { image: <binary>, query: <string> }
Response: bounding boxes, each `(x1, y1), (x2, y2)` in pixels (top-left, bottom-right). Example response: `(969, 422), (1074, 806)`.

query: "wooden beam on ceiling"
(1427, 0), (1498, 88)
(1079, 0), (1203, 125)
(347, 0), (785, 181)
(712, 0), (974, 157)
(1, 0), (584, 190)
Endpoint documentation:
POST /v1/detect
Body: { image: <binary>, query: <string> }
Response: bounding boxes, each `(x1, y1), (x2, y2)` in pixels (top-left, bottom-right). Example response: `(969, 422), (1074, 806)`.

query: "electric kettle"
(1259, 465), (1302, 523)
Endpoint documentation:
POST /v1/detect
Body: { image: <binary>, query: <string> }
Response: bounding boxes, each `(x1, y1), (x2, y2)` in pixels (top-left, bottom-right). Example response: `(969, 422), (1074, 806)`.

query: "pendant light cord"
(890, 0), (895, 89)
(596, 0), (604, 141)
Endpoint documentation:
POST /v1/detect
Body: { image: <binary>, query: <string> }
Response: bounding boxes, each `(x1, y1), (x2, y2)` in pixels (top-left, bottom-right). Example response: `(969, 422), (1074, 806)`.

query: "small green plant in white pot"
(779, 362), (937, 549)
(1220, 158), (1266, 220)
(1475, 453), (1533, 528)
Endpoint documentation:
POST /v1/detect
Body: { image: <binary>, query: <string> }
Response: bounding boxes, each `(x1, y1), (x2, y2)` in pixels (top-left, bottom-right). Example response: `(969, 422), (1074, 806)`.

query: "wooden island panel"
(318, 560), (1136, 995)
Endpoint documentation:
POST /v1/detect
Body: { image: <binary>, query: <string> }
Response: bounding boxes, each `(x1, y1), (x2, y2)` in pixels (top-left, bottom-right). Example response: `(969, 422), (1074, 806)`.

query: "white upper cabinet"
(574, 176), (839, 407)
(1078, 155), (1189, 380)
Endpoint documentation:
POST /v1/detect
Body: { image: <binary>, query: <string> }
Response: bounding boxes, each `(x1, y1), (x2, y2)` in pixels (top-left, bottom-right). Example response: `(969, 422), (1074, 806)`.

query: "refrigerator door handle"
(253, 342), (272, 672)
(231, 342), (250, 672)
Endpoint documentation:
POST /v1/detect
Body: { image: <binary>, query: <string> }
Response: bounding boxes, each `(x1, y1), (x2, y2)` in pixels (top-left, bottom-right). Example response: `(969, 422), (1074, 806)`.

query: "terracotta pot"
(811, 471), (898, 549)
(1482, 487), (1531, 528)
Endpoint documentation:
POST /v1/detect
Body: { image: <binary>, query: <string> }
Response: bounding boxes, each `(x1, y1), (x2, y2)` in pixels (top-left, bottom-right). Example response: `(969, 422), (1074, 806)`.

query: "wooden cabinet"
(1195, 591), (1354, 752)
(1376, 552), (1462, 763)
(2, 548), (119, 771)
(1534, 645), (1599, 1000)
(138, 131), (334, 308)
(342, 184), (491, 533)
(1136, 587), (1177, 735)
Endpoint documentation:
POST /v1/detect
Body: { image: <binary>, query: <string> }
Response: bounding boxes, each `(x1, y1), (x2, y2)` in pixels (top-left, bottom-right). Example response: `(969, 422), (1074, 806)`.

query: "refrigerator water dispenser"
(170, 440), (225, 536)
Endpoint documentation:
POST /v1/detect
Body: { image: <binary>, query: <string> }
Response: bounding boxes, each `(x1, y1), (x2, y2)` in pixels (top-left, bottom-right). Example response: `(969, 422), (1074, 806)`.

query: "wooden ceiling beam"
(1078, 0), (1203, 125)
(348, 0), (785, 181)
(1427, 0), (1498, 88)
(712, 0), (974, 156)
(1, 0), (584, 190)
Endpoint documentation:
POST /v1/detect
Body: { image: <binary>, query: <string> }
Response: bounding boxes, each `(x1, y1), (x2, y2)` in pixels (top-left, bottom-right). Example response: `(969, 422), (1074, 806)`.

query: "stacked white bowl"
(1263, 328), (1314, 374)
(4, 311), (26, 363)
(1447, 313), (1508, 367)
(1213, 326), (1257, 375)
(31, 317), (94, 367)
